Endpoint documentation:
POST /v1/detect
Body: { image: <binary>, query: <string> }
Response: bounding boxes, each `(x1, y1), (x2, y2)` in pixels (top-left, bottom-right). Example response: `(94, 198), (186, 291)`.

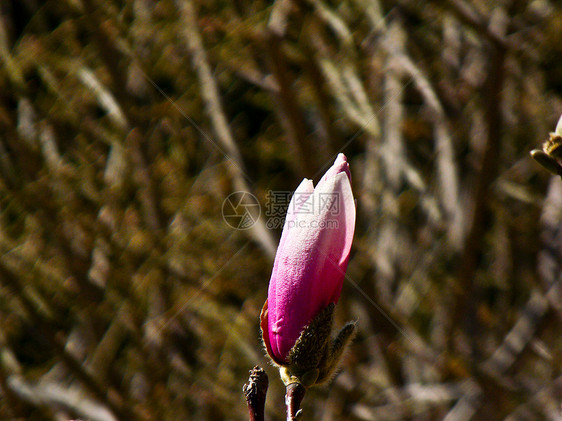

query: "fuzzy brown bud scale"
(261, 301), (356, 389)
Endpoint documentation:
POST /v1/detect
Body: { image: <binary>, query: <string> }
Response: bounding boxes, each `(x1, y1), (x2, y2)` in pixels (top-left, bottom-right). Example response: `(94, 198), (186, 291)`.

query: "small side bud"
(530, 150), (562, 176)
(317, 321), (357, 384)
(530, 114), (562, 178)
(243, 366), (268, 421)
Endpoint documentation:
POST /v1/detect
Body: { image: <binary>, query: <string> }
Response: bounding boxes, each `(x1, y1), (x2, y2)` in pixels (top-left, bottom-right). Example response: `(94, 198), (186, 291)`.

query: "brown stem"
(441, 0), (509, 49)
(448, 12), (507, 361)
(243, 366), (268, 421)
(285, 382), (306, 420)
(263, 30), (316, 177)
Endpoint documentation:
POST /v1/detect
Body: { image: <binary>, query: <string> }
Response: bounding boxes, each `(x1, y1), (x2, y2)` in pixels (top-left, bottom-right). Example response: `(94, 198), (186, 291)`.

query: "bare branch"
(243, 366), (268, 421)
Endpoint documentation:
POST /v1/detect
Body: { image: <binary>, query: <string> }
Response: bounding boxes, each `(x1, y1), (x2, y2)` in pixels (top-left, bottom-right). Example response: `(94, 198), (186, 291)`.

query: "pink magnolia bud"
(262, 154), (356, 364)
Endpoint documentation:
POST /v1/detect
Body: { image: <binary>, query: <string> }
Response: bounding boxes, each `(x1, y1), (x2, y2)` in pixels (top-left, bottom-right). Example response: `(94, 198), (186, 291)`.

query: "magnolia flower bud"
(261, 154), (356, 388)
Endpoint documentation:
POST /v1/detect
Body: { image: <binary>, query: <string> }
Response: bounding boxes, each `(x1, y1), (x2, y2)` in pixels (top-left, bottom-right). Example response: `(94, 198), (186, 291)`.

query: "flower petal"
(284, 178), (314, 227)
(267, 171), (355, 362)
(319, 153), (351, 184)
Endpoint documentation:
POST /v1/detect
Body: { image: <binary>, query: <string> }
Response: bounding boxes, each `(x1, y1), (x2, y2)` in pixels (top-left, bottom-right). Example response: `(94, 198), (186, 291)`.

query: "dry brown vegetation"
(0, 0), (560, 420)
